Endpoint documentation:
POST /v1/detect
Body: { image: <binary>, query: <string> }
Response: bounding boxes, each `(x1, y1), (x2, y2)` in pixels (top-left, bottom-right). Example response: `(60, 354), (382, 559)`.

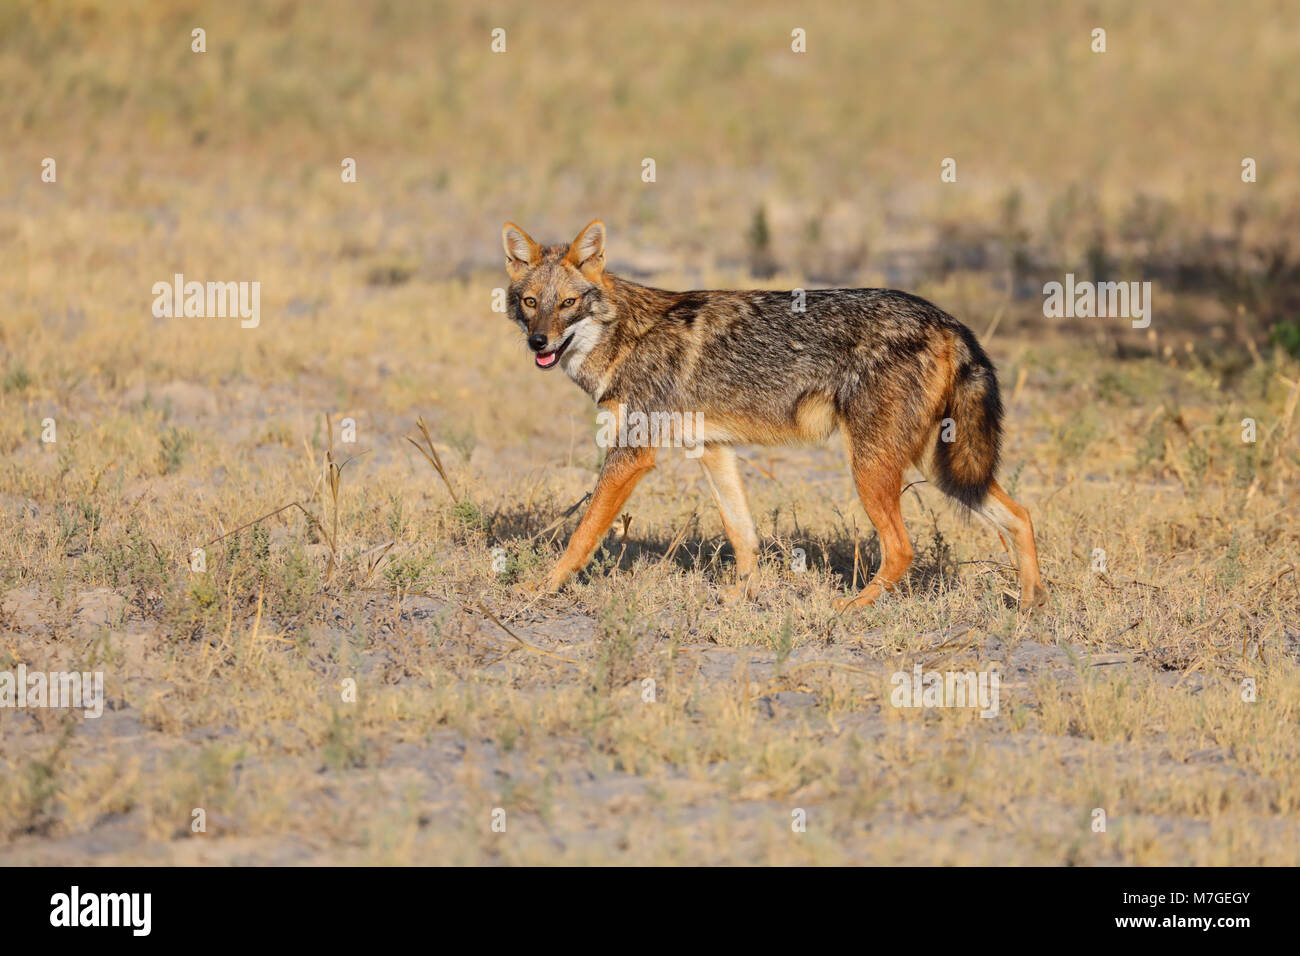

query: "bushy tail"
(931, 326), (1003, 510)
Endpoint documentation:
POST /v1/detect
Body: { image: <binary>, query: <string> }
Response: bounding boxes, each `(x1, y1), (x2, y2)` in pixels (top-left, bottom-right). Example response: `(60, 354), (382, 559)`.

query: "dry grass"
(1, 0), (1298, 865)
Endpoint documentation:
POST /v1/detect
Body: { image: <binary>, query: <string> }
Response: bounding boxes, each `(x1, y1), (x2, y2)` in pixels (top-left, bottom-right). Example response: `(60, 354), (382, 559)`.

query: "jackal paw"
(719, 574), (757, 605)
(833, 583), (885, 613)
(1017, 583), (1048, 613)
(523, 569), (570, 598)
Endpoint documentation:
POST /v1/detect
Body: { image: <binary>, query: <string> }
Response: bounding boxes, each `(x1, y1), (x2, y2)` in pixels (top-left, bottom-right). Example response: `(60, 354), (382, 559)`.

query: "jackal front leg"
(542, 445), (656, 593)
(697, 445), (759, 602)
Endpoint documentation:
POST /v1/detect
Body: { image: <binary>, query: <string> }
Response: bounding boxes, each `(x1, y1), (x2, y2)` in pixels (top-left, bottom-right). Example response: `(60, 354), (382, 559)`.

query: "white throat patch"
(559, 317), (603, 378)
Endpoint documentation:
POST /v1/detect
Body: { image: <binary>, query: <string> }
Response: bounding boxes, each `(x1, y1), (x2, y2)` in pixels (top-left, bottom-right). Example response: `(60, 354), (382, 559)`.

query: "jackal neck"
(564, 275), (688, 406)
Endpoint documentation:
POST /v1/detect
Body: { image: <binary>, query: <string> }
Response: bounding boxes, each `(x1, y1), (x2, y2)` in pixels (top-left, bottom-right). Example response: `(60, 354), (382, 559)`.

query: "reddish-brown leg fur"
(976, 479), (1046, 609)
(542, 445), (656, 593)
(833, 441), (915, 612)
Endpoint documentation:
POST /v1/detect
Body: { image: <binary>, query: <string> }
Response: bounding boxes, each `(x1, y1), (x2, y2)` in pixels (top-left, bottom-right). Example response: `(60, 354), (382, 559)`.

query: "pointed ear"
(566, 219), (606, 280)
(502, 222), (541, 280)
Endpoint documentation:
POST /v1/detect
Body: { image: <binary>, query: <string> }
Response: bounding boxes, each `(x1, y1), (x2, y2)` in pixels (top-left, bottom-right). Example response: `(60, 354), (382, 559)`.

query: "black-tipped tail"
(931, 326), (1002, 510)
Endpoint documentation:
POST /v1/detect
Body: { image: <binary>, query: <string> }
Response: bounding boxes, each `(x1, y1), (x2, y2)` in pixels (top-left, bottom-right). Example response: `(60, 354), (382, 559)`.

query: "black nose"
(528, 333), (548, 352)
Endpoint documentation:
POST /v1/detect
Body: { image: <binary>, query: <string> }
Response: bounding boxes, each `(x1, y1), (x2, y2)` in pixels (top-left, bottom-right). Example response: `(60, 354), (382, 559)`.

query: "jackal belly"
(684, 387), (840, 446)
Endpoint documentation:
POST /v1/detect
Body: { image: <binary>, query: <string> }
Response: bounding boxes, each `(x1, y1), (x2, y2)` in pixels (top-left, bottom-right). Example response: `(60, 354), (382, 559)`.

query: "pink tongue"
(536, 351), (557, 368)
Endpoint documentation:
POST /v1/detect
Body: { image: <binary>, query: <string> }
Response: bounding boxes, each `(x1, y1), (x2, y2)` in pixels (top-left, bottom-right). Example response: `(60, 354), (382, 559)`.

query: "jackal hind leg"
(834, 443), (914, 613)
(972, 480), (1046, 610)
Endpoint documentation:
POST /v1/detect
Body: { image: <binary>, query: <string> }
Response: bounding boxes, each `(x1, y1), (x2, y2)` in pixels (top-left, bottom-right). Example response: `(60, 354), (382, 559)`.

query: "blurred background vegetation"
(3, 0), (1299, 353)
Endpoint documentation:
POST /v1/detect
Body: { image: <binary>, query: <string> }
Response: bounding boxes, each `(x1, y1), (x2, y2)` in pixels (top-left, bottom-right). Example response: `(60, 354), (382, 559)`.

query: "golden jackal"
(501, 219), (1046, 611)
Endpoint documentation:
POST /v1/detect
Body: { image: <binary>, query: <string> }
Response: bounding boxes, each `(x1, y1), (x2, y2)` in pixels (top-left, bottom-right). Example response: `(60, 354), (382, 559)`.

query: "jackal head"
(501, 219), (609, 371)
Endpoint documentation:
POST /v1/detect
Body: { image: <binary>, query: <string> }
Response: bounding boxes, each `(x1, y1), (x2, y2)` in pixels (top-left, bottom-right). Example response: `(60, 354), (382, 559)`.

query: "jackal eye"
(522, 296), (537, 308)
(560, 297), (577, 308)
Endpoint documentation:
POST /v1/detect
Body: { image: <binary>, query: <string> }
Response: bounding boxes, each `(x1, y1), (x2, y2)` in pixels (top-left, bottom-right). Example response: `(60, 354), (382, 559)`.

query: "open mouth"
(534, 334), (572, 370)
